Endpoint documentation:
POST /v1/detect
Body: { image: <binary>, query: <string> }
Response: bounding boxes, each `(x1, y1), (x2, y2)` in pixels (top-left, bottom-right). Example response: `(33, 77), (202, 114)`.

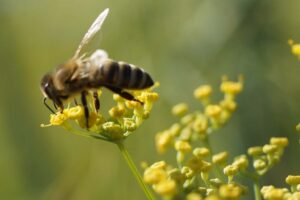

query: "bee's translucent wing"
(73, 8), (109, 59)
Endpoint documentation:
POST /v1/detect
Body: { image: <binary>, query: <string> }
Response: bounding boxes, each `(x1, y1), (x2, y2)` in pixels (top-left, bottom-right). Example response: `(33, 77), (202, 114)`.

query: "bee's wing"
(73, 8), (109, 59)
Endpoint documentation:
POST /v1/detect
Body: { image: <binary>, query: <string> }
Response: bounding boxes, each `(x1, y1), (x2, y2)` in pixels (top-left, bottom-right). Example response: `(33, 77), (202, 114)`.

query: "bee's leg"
(43, 97), (56, 114)
(105, 86), (143, 105)
(93, 91), (100, 113)
(81, 91), (89, 129)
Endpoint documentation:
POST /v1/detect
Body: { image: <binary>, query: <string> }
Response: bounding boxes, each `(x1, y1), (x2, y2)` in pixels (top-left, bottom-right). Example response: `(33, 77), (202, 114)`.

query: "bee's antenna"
(44, 97), (56, 114)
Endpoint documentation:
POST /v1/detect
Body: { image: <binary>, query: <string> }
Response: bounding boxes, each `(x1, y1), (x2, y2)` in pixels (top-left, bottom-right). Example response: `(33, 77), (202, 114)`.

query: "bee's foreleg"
(105, 86), (143, 105)
(81, 91), (89, 129)
(43, 97), (56, 114)
(93, 91), (100, 113)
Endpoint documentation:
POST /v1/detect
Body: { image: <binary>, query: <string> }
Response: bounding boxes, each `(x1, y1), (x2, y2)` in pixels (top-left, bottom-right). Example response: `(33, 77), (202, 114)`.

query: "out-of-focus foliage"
(1, 0), (300, 199)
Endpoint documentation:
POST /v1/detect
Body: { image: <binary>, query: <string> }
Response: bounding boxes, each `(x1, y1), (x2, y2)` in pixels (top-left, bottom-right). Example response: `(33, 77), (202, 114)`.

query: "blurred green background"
(1, 0), (300, 199)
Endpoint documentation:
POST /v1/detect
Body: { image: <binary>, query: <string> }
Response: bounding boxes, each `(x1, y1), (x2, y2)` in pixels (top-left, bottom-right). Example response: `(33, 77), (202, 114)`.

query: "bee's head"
(40, 73), (62, 113)
(41, 73), (56, 99)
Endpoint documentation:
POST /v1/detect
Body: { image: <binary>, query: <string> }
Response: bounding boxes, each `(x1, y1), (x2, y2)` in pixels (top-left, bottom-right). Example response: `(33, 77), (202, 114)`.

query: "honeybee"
(40, 8), (154, 128)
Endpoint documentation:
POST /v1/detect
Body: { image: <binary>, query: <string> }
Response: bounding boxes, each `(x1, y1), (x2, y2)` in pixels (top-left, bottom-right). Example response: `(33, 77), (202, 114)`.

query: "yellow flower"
(50, 112), (68, 125)
(286, 175), (300, 185)
(143, 167), (167, 184)
(194, 85), (212, 101)
(223, 165), (239, 176)
(232, 155), (248, 170)
(102, 122), (123, 139)
(154, 179), (177, 196)
(150, 161), (167, 170)
(270, 137), (289, 148)
(247, 146), (263, 157)
(65, 106), (84, 119)
(155, 131), (173, 153)
(253, 159), (267, 171)
(186, 192), (203, 200)
(289, 40), (300, 57)
(262, 144), (278, 154)
(174, 140), (192, 153)
(212, 151), (228, 165)
(193, 147), (210, 159)
(205, 105), (222, 118)
(172, 103), (189, 117)
(181, 166), (194, 178)
(108, 106), (125, 118)
(220, 100), (237, 112)
(192, 115), (208, 134)
(123, 118), (137, 132)
(261, 186), (285, 200)
(220, 76), (243, 95)
(219, 184), (242, 200)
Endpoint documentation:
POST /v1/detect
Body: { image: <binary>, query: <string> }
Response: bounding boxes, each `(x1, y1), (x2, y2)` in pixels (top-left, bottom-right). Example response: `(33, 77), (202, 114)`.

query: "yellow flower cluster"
(261, 175), (300, 200)
(41, 85), (159, 141)
(155, 77), (243, 154)
(144, 77), (246, 199)
(247, 137), (288, 175)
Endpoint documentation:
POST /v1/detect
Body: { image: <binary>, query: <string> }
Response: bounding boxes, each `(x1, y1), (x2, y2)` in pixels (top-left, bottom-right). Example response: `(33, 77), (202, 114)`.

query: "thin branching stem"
(115, 140), (156, 200)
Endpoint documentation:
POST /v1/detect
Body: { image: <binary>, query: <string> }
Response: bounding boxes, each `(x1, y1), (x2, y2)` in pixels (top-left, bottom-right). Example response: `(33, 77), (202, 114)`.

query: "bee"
(40, 8), (154, 128)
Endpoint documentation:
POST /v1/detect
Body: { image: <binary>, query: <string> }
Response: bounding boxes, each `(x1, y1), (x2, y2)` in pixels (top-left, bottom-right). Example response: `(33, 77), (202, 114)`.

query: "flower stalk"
(116, 140), (156, 200)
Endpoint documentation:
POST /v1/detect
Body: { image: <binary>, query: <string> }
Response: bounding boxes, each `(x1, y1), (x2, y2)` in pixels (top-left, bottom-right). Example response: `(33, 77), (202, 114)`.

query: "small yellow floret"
(286, 175), (300, 185)
(291, 43), (300, 57)
(220, 80), (243, 95)
(174, 140), (192, 153)
(109, 106), (125, 118)
(150, 161), (167, 170)
(247, 146), (263, 156)
(172, 103), (189, 117)
(261, 187), (285, 200)
(212, 151), (228, 165)
(205, 105), (222, 118)
(263, 144), (278, 154)
(194, 85), (212, 100)
(181, 166), (194, 178)
(154, 179), (177, 196)
(233, 155), (249, 170)
(102, 122), (123, 139)
(193, 147), (210, 158)
(223, 165), (239, 176)
(123, 118), (137, 131)
(65, 106), (84, 119)
(143, 167), (167, 184)
(155, 131), (173, 153)
(50, 113), (68, 125)
(253, 159), (267, 170)
(186, 192), (203, 200)
(270, 137), (289, 148)
(219, 184), (242, 199)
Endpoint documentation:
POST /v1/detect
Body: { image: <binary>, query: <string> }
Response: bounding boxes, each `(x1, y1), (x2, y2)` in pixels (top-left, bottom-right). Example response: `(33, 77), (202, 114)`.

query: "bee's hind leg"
(81, 91), (89, 129)
(93, 91), (100, 113)
(105, 86), (143, 105)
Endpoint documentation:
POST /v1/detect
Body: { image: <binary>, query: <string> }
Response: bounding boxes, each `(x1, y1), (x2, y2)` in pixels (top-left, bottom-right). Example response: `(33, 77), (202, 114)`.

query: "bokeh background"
(1, 0), (300, 199)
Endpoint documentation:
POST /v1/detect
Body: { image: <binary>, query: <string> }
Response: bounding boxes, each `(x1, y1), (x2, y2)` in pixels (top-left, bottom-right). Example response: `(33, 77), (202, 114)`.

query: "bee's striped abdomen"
(98, 59), (154, 89)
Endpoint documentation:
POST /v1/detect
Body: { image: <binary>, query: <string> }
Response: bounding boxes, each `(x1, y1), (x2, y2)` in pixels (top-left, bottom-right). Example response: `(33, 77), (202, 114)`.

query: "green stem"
(240, 171), (261, 200)
(116, 141), (155, 200)
(253, 180), (262, 200)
